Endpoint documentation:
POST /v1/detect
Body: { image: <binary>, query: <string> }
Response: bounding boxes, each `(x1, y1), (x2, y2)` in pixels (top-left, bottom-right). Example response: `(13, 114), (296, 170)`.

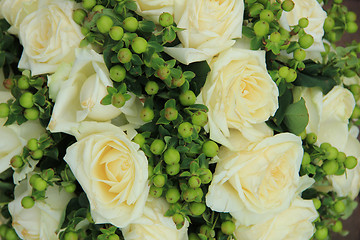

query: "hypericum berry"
(202, 141), (219, 158)
(195, 187), (204, 199)
(164, 148), (180, 165)
(346, 22), (358, 34)
(183, 188), (197, 202)
(108, 234), (120, 240)
(110, 65), (126, 82)
(166, 188), (181, 203)
(131, 37), (148, 54)
(270, 31), (281, 43)
(299, 130), (307, 140)
(281, 0), (294, 12)
(21, 196), (35, 209)
(253, 20), (269, 37)
(189, 202), (206, 216)
(19, 92), (34, 109)
(0, 224), (8, 238)
(285, 68), (297, 83)
(278, 66), (289, 79)
(33, 177), (47, 191)
(118, 48), (132, 64)
(123, 17), (138, 32)
(149, 185), (163, 198)
(260, 9), (274, 23)
(199, 168), (212, 184)
(64, 231), (78, 240)
(299, 34), (314, 49)
(133, 134), (146, 147)
(314, 227), (328, 240)
(27, 138), (38, 151)
(320, 142), (331, 150)
(336, 152), (346, 163)
(159, 12), (174, 27)
(312, 198), (321, 210)
(221, 221), (235, 235)
(73, 9), (87, 25)
(301, 152), (311, 166)
(145, 81), (159, 95)
(3, 78), (15, 89)
(178, 122), (194, 138)
(188, 233), (200, 240)
(111, 93), (126, 108)
(140, 107), (154, 122)
(322, 160), (338, 175)
(306, 132), (317, 144)
(156, 66), (170, 80)
(333, 0), (342, 4)
(150, 139), (165, 155)
(333, 200), (345, 213)
(332, 220), (343, 233)
(96, 15), (113, 34)
(172, 213), (184, 225)
(11, 155), (24, 168)
(109, 26), (124, 41)
(323, 17), (335, 32)
(345, 156), (357, 169)
(166, 163), (180, 175)
(30, 174), (41, 187)
(172, 75), (186, 87)
(82, 0), (96, 10)
(199, 225), (214, 237)
(179, 90), (196, 106)
(351, 105), (360, 119)
(31, 149), (43, 160)
(17, 76), (30, 90)
(325, 146), (338, 160)
(294, 48), (306, 61)
(81, 27), (90, 36)
(153, 174), (166, 188)
(24, 107), (39, 120)
(188, 176), (201, 188)
(64, 183), (76, 193)
(346, 11), (357, 22)
(0, 103), (10, 118)
(249, 3), (264, 17)
(92, 5), (105, 12)
(298, 18), (309, 28)
(5, 228), (19, 240)
(192, 111), (208, 127)
(165, 107), (178, 121)
(350, 84), (360, 95)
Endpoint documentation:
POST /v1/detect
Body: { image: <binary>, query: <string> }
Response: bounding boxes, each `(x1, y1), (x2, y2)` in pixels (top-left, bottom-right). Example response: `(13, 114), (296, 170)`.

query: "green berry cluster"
(0, 224), (19, 240)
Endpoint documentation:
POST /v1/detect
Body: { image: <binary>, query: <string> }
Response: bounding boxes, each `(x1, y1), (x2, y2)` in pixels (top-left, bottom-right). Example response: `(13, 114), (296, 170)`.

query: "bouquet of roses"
(0, 0), (359, 239)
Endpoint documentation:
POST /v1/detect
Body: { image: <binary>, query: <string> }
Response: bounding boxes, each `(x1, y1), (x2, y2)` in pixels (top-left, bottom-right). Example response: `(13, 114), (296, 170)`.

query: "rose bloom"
(206, 133), (314, 226)
(201, 48), (278, 150)
(164, 0), (244, 64)
(8, 175), (74, 240)
(122, 197), (189, 240)
(234, 197), (318, 240)
(18, 0), (83, 75)
(64, 122), (149, 228)
(47, 48), (123, 135)
(134, 0), (174, 24)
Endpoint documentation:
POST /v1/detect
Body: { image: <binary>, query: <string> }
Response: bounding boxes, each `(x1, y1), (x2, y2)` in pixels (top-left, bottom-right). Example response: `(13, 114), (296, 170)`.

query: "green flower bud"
(131, 37), (148, 54)
(149, 185), (163, 198)
(145, 81), (159, 95)
(202, 141), (219, 158)
(253, 20), (269, 37)
(96, 15), (113, 34)
(178, 122), (194, 138)
(109, 26), (124, 41)
(19, 92), (34, 109)
(189, 202), (206, 216)
(123, 17), (138, 32)
(166, 188), (181, 203)
(165, 107), (178, 121)
(159, 12), (174, 27)
(0, 103), (10, 118)
(166, 163), (180, 175)
(140, 107), (154, 122)
(150, 139), (165, 155)
(24, 107), (39, 120)
(164, 148), (180, 165)
(73, 9), (87, 25)
(179, 90), (196, 106)
(21, 196), (35, 209)
(221, 221), (235, 235)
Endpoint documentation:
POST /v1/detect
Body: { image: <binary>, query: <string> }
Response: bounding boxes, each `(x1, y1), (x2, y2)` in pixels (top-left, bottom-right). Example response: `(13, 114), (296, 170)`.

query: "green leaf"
(125, 0), (137, 11)
(283, 98), (309, 135)
(242, 26), (255, 38)
(107, 86), (117, 95)
(190, 161), (200, 174)
(163, 28), (177, 43)
(294, 71), (337, 94)
(165, 99), (176, 108)
(183, 61), (210, 95)
(100, 95), (112, 105)
(138, 20), (156, 32)
(156, 116), (171, 125)
(131, 54), (143, 65)
(170, 68), (182, 79)
(147, 41), (164, 52)
(250, 37), (262, 50)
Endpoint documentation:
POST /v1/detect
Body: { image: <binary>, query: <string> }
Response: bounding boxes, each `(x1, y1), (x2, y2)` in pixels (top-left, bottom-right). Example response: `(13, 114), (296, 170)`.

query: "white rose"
(278, 0), (327, 52)
(122, 198), (189, 240)
(47, 48), (122, 135)
(164, 0), (244, 64)
(202, 48), (278, 150)
(64, 122), (149, 228)
(234, 197), (318, 240)
(206, 133), (314, 226)
(8, 175), (74, 240)
(18, 0), (83, 75)
(134, 0), (174, 24)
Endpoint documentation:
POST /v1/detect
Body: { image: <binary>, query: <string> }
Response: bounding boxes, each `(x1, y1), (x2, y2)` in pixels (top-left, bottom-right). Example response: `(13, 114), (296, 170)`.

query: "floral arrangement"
(0, 0), (360, 239)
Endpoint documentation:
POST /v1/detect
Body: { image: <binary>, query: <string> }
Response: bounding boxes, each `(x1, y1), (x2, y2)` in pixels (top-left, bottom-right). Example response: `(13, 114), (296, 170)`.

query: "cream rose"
(122, 197), (189, 240)
(64, 122), (149, 228)
(164, 0), (244, 64)
(234, 197), (318, 240)
(47, 48), (123, 135)
(206, 133), (314, 226)
(18, 0), (83, 75)
(8, 175), (74, 240)
(134, 0), (174, 24)
(201, 48), (278, 150)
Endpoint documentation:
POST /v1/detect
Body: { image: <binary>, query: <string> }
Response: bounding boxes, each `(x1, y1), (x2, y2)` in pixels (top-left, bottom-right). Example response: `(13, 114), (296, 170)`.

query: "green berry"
(346, 22), (358, 34)
(21, 196), (35, 209)
(192, 111), (208, 127)
(140, 107), (154, 122)
(260, 9), (274, 22)
(178, 122), (194, 138)
(111, 93), (126, 108)
(33, 177), (47, 191)
(172, 213), (184, 225)
(282, 0), (294, 12)
(336, 152), (346, 163)
(199, 225), (214, 237)
(172, 75), (186, 87)
(96, 15), (113, 34)
(352, 105), (360, 119)
(306, 132), (317, 145)
(322, 160), (338, 175)
(320, 142), (331, 150)
(332, 220), (343, 233)
(11, 155), (24, 168)
(150, 139), (165, 155)
(194, 187), (204, 199)
(31, 149), (43, 160)
(117, 48), (132, 64)
(131, 37), (148, 54)
(123, 17), (138, 32)
(183, 188), (197, 202)
(0, 224), (8, 238)
(30, 174), (41, 186)
(164, 107), (178, 121)
(188, 233), (200, 240)
(133, 134), (146, 147)
(302, 152), (311, 166)
(270, 31), (281, 43)
(3, 78), (15, 89)
(254, 20), (269, 37)
(110, 65), (126, 82)
(299, 34), (314, 49)
(73, 9), (87, 25)
(92, 5), (105, 12)
(314, 227), (328, 240)
(294, 48), (306, 61)
(64, 231), (78, 240)
(221, 221), (235, 235)
(166, 163), (180, 175)
(313, 198), (321, 210)
(189, 202), (206, 216)
(145, 81), (159, 95)
(279, 66), (289, 78)
(202, 141), (219, 158)
(24, 107), (39, 120)
(199, 168), (212, 184)
(345, 156), (357, 169)
(17, 76), (30, 90)
(299, 130), (307, 140)
(188, 176), (201, 188)
(249, 3), (264, 17)
(164, 148), (180, 165)
(298, 18), (309, 28)
(166, 188), (180, 203)
(285, 68), (297, 82)
(108, 234), (120, 240)
(350, 84), (360, 96)
(0, 103), (10, 118)
(64, 183), (76, 193)
(109, 26), (124, 41)
(19, 92), (34, 109)
(149, 185), (163, 198)
(325, 146), (338, 160)
(27, 138), (38, 151)
(156, 66), (170, 80)
(82, 0), (96, 10)
(179, 90), (196, 106)
(81, 27), (90, 35)
(5, 228), (19, 240)
(159, 12), (174, 27)
(346, 11), (357, 22)
(153, 174), (166, 188)
(334, 200), (345, 213)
